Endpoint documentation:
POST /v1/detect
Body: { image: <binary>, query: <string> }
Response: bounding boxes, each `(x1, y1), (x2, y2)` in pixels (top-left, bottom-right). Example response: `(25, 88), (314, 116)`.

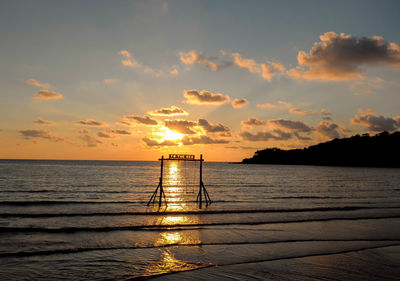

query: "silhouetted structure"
(147, 154), (212, 208)
(242, 131), (400, 167)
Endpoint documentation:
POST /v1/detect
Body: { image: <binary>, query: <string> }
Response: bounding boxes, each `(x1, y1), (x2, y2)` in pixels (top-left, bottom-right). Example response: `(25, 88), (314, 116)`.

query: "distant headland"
(242, 131), (400, 167)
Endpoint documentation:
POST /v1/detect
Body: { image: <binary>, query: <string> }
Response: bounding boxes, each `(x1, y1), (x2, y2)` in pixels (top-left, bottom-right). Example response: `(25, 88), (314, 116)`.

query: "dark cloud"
(268, 119), (313, 133)
(183, 89), (230, 105)
(181, 135), (229, 145)
(79, 134), (102, 147)
(351, 112), (400, 132)
(231, 98), (248, 108)
(164, 120), (197, 134)
(75, 119), (107, 127)
(288, 32), (400, 81)
(34, 90), (63, 100)
(97, 129), (131, 138)
(142, 137), (179, 147)
(321, 109), (332, 121)
(19, 129), (63, 142)
(198, 119), (230, 135)
(240, 130), (291, 141)
(241, 117), (266, 126)
(315, 122), (340, 139)
(124, 115), (158, 126)
(148, 106), (188, 116)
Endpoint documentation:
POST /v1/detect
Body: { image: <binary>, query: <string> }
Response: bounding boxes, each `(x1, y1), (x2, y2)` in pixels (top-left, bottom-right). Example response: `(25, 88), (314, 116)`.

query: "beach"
(0, 160), (399, 280)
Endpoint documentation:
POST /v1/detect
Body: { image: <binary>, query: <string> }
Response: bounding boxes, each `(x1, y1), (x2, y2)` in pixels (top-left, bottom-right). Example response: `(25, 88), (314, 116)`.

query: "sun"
(160, 127), (184, 141)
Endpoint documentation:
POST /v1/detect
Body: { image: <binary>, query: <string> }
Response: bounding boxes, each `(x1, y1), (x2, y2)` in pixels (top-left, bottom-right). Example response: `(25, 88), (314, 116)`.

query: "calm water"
(0, 160), (399, 280)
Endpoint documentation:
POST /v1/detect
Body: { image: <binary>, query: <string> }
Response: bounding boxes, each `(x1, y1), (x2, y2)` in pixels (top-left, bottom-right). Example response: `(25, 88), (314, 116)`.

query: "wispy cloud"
(287, 32), (400, 81)
(19, 129), (63, 142)
(183, 89), (230, 105)
(74, 119), (107, 127)
(179, 50), (220, 71)
(123, 115), (158, 126)
(223, 52), (284, 81)
(232, 98), (248, 108)
(79, 134), (102, 147)
(97, 129), (131, 138)
(321, 109), (332, 120)
(257, 100), (291, 109)
(25, 78), (52, 89)
(289, 107), (318, 116)
(104, 78), (118, 85)
(181, 135), (229, 145)
(33, 117), (57, 126)
(240, 130), (291, 141)
(148, 106), (188, 116)
(34, 90), (63, 100)
(143, 137), (179, 147)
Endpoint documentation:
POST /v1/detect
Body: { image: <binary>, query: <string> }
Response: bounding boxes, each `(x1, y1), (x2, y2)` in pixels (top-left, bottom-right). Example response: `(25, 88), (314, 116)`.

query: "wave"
(0, 206), (399, 218)
(1, 215), (399, 234)
(136, 243), (400, 280)
(2, 239), (400, 258)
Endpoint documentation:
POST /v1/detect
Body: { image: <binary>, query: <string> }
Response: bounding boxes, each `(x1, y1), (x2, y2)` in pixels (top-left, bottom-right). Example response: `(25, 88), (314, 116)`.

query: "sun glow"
(160, 127), (184, 142)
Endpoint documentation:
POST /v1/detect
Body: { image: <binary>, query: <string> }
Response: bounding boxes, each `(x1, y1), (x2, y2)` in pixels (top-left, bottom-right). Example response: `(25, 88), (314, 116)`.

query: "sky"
(1, 0), (400, 161)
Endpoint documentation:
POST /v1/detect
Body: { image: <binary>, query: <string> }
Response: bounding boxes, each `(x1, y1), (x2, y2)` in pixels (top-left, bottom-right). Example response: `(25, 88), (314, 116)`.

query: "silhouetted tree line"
(242, 131), (400, 167)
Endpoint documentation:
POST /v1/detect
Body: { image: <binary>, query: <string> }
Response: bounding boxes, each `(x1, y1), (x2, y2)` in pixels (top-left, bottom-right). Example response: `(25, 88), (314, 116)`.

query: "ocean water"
(0, 159), (399, 280)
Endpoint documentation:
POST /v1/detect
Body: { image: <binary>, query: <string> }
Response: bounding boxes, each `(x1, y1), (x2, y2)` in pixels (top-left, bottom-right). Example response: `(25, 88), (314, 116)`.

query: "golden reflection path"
(143, 161), (206, 276)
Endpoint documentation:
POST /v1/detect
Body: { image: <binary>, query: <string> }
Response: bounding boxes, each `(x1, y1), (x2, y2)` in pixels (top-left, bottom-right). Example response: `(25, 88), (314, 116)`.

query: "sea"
(0, 159), (399, 280)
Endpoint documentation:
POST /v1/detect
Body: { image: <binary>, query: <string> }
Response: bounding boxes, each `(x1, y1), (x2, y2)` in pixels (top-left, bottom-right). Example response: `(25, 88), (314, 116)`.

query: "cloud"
(351, 111), (400, 132)
(232, 98), (248, 108)
(25, 78), (52, 89)
(97, 129), (131, 138)
(123, 115), (158, 126)
(321, 109), (332, 120)
(240, 130), (291, 141)
(169, 68), (179, 76)
(34, 90), (63, 100)
(198, 119), (230, 135)
(241, 117), (266, 126)
(349, 77), (384, 96)
(289, 107), (318, 116)
(79, 134), (102, 147)
(19, 129), (63, 142)
(148, 106), (188, 116)
(120, 50), (141, 68)
(224, 52), (284, 81)
(33, 117), (57, 126)
(164, 119), (197, 134)
(315, 121), (340, 139)
(143, 137), (179, 147)
(104, 79), (118, 85)
(181, 135), (229, 145)
(183, 89), (230, 105)
(257, 100), (291, 109)
(179, 50), (220, 71)
(75, 119), (107, 127)
(268, 119), (313, 133)
(287, 32), (400, 81)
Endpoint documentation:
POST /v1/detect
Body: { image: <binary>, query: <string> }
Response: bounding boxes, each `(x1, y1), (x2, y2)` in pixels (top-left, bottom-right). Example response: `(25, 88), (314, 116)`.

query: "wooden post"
(158, 155), (164, 207)
(147, 155), (167, 207)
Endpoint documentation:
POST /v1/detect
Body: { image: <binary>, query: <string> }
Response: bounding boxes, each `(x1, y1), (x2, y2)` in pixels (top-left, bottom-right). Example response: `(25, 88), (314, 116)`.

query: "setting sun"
(160, 127), (184, 142)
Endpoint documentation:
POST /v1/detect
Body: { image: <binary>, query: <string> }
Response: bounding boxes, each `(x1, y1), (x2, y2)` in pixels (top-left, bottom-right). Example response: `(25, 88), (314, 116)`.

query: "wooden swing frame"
(147, 154), (212, 209)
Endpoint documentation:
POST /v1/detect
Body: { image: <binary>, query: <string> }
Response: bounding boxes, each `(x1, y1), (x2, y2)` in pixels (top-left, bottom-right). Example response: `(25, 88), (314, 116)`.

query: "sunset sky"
(1, 0), (400, 161)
